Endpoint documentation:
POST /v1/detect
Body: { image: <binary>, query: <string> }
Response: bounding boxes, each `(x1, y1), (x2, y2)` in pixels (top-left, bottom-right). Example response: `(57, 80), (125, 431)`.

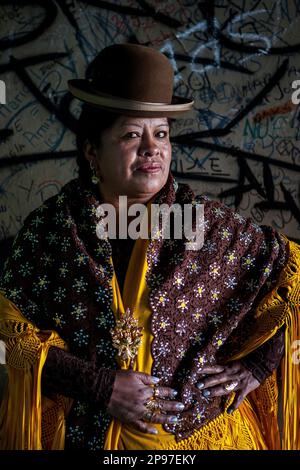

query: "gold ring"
(145, 398), (161, 412)
(143, 410), (153, 422)
(224, 380), (239, 392)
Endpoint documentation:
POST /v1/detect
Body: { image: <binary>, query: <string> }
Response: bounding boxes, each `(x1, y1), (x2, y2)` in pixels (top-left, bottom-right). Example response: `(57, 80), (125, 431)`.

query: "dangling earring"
(89, 160), (100, 185)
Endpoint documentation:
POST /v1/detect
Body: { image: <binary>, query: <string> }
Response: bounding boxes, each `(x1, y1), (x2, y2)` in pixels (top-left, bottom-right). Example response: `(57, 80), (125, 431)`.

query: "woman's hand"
(107, 370), (185, 434)
(196, 361), (260, 413)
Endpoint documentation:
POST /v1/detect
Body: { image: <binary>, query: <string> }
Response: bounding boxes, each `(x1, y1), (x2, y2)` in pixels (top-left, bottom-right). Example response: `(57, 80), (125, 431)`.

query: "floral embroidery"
(155, 291), (169, 307)
(226, 250), (237, 264)
(202, 240), (217, 254)
(208, 311), (223, 326)
(209, 262), (221, 279)
(63, 215), (74, 228)
(158, 319), (171, 331)
(74, 329), (89, 347)
(12, 246), (22, 260)
(95, 286), (111, 303)
(212, 207), (225, 218)
(241, 254), (255, 270)
(192, 308), (203, 321)
(41, 253), (54, 266)
(187, 260), (200, 274)
(6, 287), (22, 301)
(33, 275), (49, 293)
(67, 425), (84, 444)
(211, 288), (220, 302)
(157, 342), (171, 357)
(176, 345), (186, 359)
(191, 331), (204, 345)
(213, 332), (226, 347)
(194, 283), (205, 298)
(59, 262), (69, 277)
(227, 297), (242, 313)
(53, 211), (65, 225)
(225, 275), (237, 289)
(173, 273), (184, 289)
(71, 303), (87, 320)
(19, 262), (33, 277)
(239, 232), (252, 246)
(263, 263), (272, 277)
(53, 286), (66, 302)
(31, 215), (44, 227)
(61, 238), (71, 252)
(53, 312), (66, 327)
(75, 253), (89, 266)
(46, 232), (59, 245)
(177, 297), (189, 312)
(175, 320), (188, 335)
(233, 212), (245, 223)
(2, 270), (12, 282)
(220, 227), (232, 241)
(74, 402), (88, 417)
(73, 277), (88, 293)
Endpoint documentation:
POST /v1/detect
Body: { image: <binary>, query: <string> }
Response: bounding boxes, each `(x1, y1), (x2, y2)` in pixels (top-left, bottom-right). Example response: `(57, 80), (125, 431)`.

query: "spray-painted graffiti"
(0, 0), (299, 262)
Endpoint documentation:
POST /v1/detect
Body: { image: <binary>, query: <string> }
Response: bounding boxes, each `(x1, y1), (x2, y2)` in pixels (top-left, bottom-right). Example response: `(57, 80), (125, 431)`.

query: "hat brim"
(68, 79), (194, 117)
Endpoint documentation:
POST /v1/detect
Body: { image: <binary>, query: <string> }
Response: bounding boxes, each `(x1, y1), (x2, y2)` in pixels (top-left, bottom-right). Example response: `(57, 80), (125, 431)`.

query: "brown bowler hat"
(68, 43), (194, 117)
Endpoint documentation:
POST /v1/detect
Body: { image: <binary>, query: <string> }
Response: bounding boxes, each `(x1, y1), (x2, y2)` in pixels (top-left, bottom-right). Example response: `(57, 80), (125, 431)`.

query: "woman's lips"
(136, 164), (161, 173)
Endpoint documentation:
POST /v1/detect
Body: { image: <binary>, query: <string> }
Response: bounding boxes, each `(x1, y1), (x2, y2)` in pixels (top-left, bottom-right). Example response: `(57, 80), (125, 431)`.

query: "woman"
(0, 44), (299, 450)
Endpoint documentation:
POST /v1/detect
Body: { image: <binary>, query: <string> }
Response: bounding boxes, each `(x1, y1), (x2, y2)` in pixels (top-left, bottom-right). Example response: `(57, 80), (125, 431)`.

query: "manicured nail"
(202, 390), (211, 397)
(171, 390), (178, 397)
(169, 416), (178, 423)
(150, 428), (158, 434)
(175, 403), (185, 411)
(152, 377), (160, 383)
(196, 382), (205, 389)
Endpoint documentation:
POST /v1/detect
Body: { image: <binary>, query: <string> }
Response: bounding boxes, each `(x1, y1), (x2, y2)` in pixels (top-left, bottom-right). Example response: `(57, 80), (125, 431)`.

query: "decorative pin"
(110, 307), (143, 368)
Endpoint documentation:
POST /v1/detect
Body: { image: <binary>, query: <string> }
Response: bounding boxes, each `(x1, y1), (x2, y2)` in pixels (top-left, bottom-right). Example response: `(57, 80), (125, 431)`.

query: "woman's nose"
(138, 134), (160, 158)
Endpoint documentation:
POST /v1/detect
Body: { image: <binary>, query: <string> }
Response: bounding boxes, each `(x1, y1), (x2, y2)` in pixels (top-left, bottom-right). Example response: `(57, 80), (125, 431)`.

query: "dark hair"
(76, 104), (173, 187)
(76, 104), (120, 187)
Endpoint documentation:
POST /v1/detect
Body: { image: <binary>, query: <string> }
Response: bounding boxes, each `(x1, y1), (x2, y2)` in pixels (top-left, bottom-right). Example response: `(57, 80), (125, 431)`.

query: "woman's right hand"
(106, 370), (185, 434)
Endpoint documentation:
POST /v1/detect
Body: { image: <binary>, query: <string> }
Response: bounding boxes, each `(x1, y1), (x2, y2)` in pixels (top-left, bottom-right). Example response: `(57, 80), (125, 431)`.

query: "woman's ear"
(83, 139), (97, 164)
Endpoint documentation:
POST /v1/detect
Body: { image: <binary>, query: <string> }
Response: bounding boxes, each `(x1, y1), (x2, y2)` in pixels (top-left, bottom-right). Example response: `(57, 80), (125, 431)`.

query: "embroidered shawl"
(0, 172), (290, 448)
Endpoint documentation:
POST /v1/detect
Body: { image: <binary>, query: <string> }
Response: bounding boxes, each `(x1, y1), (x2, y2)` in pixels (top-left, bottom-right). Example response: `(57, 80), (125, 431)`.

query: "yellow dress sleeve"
(0, 291), (72, 450)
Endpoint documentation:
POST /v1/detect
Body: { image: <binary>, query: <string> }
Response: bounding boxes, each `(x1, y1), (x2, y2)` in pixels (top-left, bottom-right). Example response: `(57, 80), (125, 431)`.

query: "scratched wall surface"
(0, 0), (300, 267)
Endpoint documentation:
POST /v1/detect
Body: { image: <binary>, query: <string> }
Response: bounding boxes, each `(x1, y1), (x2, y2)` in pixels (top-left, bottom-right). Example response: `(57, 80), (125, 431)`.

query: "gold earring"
(89, 161), (99, 185)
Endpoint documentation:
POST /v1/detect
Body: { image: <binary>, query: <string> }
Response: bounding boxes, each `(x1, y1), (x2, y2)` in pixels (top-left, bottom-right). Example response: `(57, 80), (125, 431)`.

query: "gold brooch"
(110, 307), (143, 368)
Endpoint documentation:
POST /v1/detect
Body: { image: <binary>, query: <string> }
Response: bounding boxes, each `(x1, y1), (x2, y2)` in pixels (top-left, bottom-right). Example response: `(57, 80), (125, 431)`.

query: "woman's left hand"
(196, 361), (260, 414)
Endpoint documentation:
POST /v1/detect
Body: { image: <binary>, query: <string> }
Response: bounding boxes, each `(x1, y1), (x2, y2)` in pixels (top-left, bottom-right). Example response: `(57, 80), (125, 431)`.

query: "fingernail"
(175, 403), (185, 411)
(196, 382), (205, 389)
(171, 390), (178, 397)
(202, 390), (211, 397)
(150, 428), (158, 434)
(152, 377), (160, 383)
(169, 416), (178, 423)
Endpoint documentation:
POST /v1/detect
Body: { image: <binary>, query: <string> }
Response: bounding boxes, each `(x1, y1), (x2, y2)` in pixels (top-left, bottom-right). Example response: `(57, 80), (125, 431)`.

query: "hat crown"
(87, 43), (174, 104)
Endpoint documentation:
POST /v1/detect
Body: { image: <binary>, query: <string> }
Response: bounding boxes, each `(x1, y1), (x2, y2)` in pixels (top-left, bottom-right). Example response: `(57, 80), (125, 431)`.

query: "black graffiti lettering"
(0, 0), (58, 50)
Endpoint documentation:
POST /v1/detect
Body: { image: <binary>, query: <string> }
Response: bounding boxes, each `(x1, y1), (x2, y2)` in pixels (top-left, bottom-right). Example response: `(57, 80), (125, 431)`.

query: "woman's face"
(85, 115), (172, 203)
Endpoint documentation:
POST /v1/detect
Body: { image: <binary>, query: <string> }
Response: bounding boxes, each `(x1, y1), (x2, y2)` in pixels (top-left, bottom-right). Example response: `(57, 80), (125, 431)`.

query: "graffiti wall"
(0, 0), (299, 265)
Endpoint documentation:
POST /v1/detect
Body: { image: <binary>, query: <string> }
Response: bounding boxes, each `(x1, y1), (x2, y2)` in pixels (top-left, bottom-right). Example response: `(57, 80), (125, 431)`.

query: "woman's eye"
(156, 131), (168, 138)
(125, 132), (139, 139)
